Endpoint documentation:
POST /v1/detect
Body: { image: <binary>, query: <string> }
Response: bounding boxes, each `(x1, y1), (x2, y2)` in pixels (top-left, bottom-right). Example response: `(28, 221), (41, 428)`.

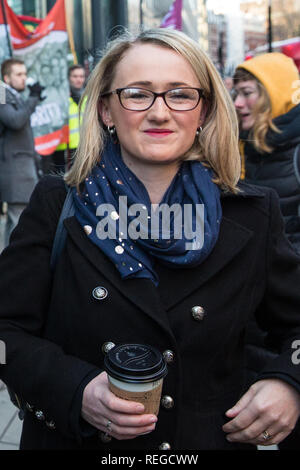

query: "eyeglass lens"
(120, 88), (200, 110)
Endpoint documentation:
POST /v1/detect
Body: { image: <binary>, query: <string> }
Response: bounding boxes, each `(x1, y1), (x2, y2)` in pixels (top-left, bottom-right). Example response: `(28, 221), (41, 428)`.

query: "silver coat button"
(191, 305), (205, 321)
(92, 286), (108, 300)
(46, 420), (56, 430)
(26, 402), (34, 412)
(163, 350), (174, 363)
(161, 395), (174, 409)
(102, 341), (116, 354)
(35, 410), (45, 421)
(99, 431), (112, 443)
(159, 442), (171, 450)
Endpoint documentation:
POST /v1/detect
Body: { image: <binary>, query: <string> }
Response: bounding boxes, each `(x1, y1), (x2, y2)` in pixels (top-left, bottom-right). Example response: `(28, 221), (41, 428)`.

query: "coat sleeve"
(0, 95), (39, 130)
(254, 189), (300, 390)
(0, 178), (102, 440)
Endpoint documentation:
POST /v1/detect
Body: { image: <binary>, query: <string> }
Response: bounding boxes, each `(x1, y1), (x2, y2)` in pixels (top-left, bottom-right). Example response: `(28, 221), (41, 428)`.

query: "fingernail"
(150, 416), (157, 423)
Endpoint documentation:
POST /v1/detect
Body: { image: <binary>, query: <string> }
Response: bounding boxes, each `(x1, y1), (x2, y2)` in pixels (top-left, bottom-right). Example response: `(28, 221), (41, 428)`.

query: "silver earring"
(107, 125), (118, 143)
(107, 125), (116, 137)
(196, 126), (202, 136)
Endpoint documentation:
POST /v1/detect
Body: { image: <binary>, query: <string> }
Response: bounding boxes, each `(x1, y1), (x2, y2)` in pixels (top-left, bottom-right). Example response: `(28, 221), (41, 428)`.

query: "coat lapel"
(63, 216), (173, 335)
(155, 216), (253, 310)
(154, 183), (264, 309)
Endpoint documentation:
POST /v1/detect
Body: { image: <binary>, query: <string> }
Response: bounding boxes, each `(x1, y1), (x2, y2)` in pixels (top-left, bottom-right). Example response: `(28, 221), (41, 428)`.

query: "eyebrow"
(125, 81), (193, 88)
(236, 85), (256, 91)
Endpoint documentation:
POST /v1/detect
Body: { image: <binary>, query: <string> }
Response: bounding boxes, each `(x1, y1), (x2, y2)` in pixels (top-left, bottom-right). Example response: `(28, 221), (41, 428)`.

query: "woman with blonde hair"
(67, 28), (240, 193)
(0, 29), (300, 451)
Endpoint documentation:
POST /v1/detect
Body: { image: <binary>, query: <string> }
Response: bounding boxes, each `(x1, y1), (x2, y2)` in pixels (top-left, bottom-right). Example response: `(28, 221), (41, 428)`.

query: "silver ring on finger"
(106, 419), (113, 433)
(262, 430), (271, 441)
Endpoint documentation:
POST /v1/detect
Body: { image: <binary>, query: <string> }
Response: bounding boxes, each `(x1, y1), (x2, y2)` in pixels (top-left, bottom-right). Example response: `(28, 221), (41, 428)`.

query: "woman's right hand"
(81, 371), (158, 440)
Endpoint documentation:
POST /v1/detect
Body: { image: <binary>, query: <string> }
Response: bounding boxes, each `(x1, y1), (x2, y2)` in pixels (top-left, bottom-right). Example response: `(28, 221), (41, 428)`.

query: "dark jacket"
(242, 104), (300, 254)
(0, 87), (39, 203)
(0, 176), (300, 450)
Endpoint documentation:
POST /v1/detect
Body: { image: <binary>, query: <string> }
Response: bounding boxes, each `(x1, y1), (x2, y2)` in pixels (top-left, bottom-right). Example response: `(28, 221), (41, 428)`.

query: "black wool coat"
(243, 104), (300, 254)
(0, 176), (300, 451)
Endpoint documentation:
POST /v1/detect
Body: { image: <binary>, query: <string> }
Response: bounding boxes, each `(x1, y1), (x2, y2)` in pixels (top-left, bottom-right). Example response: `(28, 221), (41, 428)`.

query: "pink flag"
(160, 0), (183, 30)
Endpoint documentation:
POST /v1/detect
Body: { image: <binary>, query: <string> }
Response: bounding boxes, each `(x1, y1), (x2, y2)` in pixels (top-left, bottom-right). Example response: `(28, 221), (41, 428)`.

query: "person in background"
(223, 75), (233, 93)
(233, 52), (300, 450)
(53, 65), (86, 173)
(233, 52), (300, 255)
(0, 30), (300, 450)
(0, 58), (44, 247)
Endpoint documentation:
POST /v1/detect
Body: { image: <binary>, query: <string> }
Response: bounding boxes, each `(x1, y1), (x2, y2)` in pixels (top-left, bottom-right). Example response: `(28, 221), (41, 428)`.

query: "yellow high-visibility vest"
(56, 96), (86, 151)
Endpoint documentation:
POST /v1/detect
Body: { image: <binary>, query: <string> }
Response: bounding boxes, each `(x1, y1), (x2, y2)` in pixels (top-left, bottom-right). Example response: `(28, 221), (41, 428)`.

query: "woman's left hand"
(222, 379), (300, 446)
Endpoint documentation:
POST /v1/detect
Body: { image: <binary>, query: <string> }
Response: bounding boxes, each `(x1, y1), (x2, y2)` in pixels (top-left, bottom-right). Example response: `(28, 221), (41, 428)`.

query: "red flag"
(0, 0), (69, 155)
(281, 41), (300, 72)
(3, 0), (66, 49)
(0, 0), (13, 56)
(160, 0), (183, 30)
(17, 15), (42, 33)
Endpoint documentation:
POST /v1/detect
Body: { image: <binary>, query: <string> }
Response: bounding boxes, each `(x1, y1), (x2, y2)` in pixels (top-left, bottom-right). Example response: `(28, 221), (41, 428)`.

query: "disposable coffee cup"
(104, 343), (168, 415)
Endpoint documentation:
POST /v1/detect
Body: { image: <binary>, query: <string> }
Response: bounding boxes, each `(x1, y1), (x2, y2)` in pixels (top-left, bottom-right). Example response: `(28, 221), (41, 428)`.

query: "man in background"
(53, 64), (86, 172)
(0, 58), (44, 247)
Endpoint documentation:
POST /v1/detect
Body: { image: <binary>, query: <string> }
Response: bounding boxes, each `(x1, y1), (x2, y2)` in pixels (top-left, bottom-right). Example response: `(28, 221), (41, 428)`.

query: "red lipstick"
(144, 129), (174, 137)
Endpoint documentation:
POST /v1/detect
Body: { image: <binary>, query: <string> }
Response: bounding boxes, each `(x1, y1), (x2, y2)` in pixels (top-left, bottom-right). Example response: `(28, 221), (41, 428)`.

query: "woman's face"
(100, 43), (204, 169)
(234, 80), (260, 130)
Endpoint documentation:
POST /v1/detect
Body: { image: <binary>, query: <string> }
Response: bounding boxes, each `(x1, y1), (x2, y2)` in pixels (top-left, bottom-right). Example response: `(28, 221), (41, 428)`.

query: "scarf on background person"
(72, 141), (222, 285)
(70, 86), (84, 105)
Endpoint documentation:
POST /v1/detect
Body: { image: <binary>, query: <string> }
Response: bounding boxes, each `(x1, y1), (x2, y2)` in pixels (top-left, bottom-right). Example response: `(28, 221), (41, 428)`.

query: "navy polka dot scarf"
(72, 141), (222, 285)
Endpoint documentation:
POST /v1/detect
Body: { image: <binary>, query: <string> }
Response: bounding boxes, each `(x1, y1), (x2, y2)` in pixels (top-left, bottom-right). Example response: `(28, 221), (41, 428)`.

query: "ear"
(98, 98), (114, 127)
(199, 100), (208, 127)
(3, 75), (10, 85)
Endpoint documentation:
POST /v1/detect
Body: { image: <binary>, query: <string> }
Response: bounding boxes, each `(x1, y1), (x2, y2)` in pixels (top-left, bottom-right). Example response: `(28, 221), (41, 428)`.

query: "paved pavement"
(0, 213), (22, 450)
(0, 383), (22, 450)
(0, 213), (5, 253)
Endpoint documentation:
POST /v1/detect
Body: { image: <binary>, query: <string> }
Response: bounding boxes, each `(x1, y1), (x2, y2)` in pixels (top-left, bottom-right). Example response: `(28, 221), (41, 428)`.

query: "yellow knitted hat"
(237, 52), (299, 119)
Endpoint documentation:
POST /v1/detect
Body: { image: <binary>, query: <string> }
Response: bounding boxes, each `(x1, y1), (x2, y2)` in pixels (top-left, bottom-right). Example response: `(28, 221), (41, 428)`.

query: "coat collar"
(220, 181), (265, 199)
(4, 84), (23, 103)
(155, 216), (253, 310)
(64, 216), (175, 336)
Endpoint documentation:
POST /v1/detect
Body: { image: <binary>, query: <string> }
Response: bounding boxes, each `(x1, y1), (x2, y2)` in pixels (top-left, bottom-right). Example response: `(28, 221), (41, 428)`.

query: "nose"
(147, 96), (171, 120)
(234, 93), (246, 110)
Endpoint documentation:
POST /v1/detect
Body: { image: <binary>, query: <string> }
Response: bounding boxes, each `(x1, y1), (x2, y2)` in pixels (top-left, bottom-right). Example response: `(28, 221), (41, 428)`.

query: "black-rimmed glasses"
(101, 87), (205, 111)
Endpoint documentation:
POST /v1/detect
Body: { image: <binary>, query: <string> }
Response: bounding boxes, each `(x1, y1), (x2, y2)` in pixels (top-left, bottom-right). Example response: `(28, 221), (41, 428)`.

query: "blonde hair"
(233, 68), (280, 153)
(65, 28), (241, 193)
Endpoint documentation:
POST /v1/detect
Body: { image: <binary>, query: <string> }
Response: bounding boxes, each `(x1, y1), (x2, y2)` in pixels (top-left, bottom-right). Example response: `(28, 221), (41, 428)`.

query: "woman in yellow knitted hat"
(233, 52), (300, 254)
(233, 53), (300, 450)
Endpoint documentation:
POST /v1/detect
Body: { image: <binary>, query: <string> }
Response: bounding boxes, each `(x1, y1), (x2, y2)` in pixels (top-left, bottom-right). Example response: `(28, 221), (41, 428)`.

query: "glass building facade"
(8, 0), (36, 16)
(6, 1), (208, 67)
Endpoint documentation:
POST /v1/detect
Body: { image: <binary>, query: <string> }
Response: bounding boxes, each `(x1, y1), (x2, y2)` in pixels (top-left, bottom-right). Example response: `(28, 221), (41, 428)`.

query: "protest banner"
(0, 0), (69, 155)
